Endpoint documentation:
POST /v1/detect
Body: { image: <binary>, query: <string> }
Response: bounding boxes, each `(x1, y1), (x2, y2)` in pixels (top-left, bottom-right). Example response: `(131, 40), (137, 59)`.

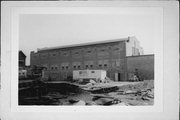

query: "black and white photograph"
(1, 1), (179, 120)
(18, 10), (158, 106)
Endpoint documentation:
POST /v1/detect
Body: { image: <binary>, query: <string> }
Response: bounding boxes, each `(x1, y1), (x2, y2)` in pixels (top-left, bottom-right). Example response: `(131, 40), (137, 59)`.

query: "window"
(55, 67), (58, 70)
(51, 67), (54, 70)
(115, 48), (119, 50)
(78, 66), (80, 69)
(91, 71), (95, 73)
(62, 66), (64, 70)
(87, 51), (91, 53)
(86, 65), (88, 68)
(104, 64), (107, 67)
(74, 66), (76, 69)
(90, 65), (93, 68)
(66, 66), (68, 69)
(62, 51), (68, 56)
(99, 64), (102, 67)
(75, 52), (79, 54)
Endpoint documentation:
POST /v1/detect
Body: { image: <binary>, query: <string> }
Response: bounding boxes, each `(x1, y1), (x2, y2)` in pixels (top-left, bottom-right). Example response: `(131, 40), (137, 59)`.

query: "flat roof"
(73, 69), (106, 72)
(126, 54), (154, 58)
(37, 37), (129, 52)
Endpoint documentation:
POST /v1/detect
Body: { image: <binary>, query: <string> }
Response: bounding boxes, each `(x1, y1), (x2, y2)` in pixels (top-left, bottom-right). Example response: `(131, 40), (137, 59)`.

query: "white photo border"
(1, 1), (179, 120)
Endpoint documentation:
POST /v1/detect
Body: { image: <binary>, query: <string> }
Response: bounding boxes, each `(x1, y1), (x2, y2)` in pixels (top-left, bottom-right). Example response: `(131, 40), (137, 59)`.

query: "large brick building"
(30, 36), (144, 81)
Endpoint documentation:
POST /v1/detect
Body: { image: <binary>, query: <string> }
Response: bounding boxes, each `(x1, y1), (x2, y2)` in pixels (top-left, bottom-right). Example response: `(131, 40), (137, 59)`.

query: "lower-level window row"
(49, 64), (113, 70)
(46, 60), (121, 70)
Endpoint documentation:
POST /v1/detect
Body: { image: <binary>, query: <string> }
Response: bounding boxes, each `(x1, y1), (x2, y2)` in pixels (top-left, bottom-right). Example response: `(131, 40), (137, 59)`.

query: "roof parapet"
(37, 37), (129, 52)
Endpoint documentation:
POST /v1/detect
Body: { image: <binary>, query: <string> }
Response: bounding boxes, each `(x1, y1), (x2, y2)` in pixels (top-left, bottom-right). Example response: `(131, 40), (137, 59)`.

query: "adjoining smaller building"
(73, 70), (107, 83)
(127, 54), (154, 80)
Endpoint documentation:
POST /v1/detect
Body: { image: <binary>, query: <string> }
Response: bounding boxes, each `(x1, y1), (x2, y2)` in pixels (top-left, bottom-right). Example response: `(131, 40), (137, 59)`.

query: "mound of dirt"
(118, 80), (154, 91)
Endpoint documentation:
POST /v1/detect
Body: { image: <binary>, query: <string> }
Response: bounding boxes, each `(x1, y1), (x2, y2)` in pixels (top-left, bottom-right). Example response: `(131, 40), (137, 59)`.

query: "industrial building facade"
(30, 36), (144, 81)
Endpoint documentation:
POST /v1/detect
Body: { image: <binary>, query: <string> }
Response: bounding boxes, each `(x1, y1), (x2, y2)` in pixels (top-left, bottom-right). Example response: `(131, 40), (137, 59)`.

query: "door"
(115, 73), (118, 81)
(118, 73), (121, 81)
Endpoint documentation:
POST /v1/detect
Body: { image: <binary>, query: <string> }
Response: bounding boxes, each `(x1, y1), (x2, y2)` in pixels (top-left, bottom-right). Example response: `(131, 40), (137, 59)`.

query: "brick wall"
(127, 55), (154, 80)
(30, 41), (127, 81)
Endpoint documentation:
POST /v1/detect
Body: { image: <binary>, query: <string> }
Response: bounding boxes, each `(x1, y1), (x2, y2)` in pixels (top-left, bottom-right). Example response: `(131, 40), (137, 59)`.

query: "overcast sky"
(19, 9), (162, 65)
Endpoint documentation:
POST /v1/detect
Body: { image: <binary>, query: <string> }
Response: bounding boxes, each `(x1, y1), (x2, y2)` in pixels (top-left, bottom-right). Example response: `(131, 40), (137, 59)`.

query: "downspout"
(124, 37), (130, 81)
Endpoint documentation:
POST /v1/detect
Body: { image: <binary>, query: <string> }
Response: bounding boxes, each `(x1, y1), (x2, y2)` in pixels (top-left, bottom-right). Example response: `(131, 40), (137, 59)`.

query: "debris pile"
(19, 80), (154, 106)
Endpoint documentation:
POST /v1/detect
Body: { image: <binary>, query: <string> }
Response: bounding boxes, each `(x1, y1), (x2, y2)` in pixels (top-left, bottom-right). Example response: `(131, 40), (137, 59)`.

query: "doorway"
(118, 73), (121, 81)
(115, 73), (121, 81)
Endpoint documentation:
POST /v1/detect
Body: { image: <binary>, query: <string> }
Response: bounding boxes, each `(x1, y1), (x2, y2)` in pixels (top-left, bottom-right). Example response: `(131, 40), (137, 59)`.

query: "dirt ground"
(36, 80), (154, 106)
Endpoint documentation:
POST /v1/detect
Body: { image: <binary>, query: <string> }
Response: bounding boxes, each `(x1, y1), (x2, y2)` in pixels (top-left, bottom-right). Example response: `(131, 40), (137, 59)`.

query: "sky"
(19, 9), (162, 65)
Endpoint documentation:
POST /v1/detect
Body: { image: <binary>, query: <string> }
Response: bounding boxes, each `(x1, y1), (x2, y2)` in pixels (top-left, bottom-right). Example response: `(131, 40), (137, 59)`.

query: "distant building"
(19, 69), (27, 79)
(30, 36), (145, 81)
(19, 50), (26, 68)
(19, 51), (27, 79)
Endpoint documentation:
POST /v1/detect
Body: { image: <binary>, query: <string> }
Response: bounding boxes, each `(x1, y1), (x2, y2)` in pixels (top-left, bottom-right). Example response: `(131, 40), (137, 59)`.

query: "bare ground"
(19, 80), (154, 106)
